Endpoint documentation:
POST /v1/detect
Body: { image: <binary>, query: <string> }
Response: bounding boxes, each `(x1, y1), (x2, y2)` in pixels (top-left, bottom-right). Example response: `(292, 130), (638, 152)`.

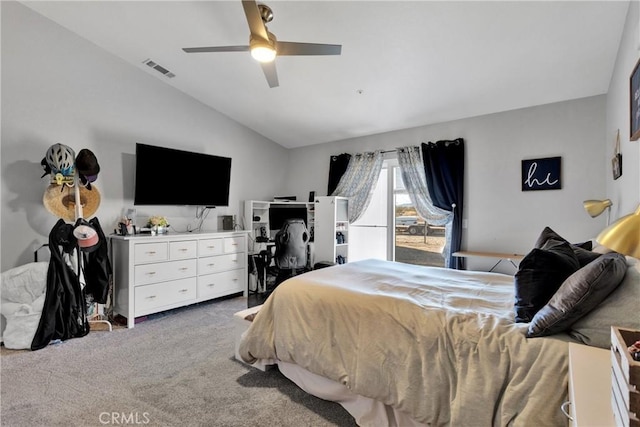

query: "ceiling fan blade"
(183, 46), (250, 53)
(276, 41), (342, 56)
(260, 61), (279, 88)
(242, 0), (269, 41)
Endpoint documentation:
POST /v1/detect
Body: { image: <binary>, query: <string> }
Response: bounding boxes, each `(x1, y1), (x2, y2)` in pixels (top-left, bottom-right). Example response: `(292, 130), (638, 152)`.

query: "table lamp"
(583, 199), (613, 225)
(596, 205), (640, 258)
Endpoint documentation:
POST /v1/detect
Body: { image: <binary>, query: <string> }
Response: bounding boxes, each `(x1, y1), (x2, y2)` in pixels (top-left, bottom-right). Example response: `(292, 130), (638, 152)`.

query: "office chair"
(252, 218), (310, 294)
(275, 217), (309, 268)
(271, 218), (310, 287)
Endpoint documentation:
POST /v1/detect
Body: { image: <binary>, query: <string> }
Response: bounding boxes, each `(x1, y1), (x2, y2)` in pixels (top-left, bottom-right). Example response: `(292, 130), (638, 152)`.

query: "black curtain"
(327, 153), (351, 195)
(421, 138), (465, 269)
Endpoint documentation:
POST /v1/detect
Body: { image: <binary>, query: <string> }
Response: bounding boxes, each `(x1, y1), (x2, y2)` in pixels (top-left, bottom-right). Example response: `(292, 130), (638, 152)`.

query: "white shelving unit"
(314, 196), (349, 264)
(243, 200), (315, 253)
(244, 200), (271, 251)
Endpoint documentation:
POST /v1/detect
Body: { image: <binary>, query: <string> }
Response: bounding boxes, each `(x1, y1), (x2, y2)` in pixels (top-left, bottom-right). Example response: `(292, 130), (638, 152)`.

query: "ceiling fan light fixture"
(250, 32), (277, 63)
(251, 44), (276, 62)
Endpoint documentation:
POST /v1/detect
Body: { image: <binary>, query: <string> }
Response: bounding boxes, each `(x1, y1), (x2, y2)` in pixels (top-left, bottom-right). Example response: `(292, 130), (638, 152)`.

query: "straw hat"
(43, 184), (101, 222)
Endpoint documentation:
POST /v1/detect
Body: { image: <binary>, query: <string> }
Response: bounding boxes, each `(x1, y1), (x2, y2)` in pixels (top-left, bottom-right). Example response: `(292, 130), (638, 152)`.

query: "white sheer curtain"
(396, 146), (455, 267)
(331, 150), (384, 222)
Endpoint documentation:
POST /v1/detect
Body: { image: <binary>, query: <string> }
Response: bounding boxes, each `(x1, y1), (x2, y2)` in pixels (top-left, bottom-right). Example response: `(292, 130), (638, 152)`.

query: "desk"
(453, 251), (524, 272)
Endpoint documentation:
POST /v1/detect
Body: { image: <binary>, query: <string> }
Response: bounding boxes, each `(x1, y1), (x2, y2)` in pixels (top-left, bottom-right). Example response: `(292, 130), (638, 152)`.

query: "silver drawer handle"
(560, 401), (573, 421)
(207, 245), (216, 249)
(231, 243), (238, 246)
(146, 251), (156, 255)
(207, 263), (215, 267)
(146, 271), (156, 276)
(207, 283), (216, 287)
(232, 278), (238, 282)
(233, 259), (238, 263)
(146, 295), (157, 300)
(178, 289), (189, 293)
(179, 248), (188, 252)
(179, 267), (189, 271)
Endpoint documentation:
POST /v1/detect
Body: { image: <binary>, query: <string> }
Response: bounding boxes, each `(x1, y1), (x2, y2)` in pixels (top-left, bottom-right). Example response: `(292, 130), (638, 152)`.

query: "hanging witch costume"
(31, 144), (111, 350)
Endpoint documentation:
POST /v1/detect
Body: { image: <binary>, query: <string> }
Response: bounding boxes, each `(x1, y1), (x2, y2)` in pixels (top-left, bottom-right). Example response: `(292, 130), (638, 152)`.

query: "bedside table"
(565, 342), (616, 427)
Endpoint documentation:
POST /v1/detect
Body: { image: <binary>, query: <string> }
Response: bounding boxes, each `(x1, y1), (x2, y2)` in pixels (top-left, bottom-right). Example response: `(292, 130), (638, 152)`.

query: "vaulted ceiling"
(21, 1), (629, 148)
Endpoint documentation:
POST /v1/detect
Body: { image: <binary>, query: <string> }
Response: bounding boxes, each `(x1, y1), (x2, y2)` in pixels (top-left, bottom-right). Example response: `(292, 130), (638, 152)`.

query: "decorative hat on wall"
(43, 184), (101, 222)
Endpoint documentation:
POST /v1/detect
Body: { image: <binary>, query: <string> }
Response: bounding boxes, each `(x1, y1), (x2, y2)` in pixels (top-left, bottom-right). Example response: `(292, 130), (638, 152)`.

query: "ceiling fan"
(182, 0), (342, 88)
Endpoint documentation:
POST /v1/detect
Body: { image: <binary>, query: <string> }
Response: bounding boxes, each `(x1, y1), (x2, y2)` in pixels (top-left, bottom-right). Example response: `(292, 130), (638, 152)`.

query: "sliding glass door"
(349, 158), (445, 267)
(392, 163), (445, 268)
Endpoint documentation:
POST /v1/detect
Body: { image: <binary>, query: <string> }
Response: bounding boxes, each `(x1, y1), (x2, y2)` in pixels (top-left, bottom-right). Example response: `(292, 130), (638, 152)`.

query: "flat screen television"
(134, 143), (232, 206)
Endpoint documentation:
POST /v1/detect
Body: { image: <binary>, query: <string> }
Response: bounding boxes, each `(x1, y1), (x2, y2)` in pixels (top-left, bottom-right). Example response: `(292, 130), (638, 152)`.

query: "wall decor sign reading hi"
(521, 156), (561, 191)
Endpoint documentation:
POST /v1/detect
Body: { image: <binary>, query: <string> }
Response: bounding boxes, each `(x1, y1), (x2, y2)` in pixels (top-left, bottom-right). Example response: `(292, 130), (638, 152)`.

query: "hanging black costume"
(30, 218), (111, 350)
(82, 217), (112, 304)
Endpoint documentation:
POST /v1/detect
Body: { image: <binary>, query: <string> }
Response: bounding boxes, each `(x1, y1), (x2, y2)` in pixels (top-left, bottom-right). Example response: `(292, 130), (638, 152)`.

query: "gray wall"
(3, 1), (639, 272)
(284, 96), (608, 260)
(285, 2), (640, 261)
(1, 2), (289, 271)
(606, 0), (640, 219)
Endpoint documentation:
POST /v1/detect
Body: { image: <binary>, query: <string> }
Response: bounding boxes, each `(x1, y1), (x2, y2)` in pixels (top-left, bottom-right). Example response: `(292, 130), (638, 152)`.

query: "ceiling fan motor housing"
(258, 4), (273, 23)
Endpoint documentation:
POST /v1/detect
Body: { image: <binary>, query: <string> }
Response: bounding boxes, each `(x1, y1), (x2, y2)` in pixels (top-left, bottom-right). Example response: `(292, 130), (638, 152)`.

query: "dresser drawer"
(134, 278), (196, 316)
(134, 259), (197, 286)
(170, 240), (197, 260)
(134, 242), (168, 264)
(197, 269), (244, 299)
(198, 238), (223, 257)
(224, 236), (246, 253)
(198, 253), (246, 275)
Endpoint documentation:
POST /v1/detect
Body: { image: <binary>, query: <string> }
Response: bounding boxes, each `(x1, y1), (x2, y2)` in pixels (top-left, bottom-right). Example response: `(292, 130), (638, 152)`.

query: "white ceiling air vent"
(142, 59), (175, 79)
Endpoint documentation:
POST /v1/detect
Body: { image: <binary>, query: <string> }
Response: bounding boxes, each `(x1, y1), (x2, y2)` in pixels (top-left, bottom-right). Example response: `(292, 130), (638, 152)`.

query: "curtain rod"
(332, 147), (419, 157)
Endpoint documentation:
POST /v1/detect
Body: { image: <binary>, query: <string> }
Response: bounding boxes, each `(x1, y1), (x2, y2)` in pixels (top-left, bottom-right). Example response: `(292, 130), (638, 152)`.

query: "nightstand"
(565, 342), (616, 427)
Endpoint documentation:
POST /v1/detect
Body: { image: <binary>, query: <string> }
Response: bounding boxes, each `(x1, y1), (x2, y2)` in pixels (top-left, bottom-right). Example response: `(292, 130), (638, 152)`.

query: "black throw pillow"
(533, 226), (600, 267)
(514, 239), (580, 323)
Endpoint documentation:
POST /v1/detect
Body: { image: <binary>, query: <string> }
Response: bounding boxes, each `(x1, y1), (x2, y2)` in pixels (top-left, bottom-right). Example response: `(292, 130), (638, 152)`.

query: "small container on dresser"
(111, 231), (248, 328)
(611, 326), (640, 427)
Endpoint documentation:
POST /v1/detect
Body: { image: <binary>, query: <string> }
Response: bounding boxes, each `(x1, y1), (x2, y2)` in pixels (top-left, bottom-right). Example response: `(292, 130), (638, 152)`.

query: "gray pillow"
(527, 252), (627, 338)
(569, 257), (640, 348)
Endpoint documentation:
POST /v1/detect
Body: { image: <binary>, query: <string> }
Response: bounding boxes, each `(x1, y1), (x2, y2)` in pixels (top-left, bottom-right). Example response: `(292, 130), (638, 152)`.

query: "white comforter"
(239, 259), (572, 426)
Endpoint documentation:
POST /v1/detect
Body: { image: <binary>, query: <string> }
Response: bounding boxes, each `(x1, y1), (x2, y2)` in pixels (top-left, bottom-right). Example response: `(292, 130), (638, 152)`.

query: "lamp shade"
(596, 205), (640, 258)
(583, 199), (612, 218)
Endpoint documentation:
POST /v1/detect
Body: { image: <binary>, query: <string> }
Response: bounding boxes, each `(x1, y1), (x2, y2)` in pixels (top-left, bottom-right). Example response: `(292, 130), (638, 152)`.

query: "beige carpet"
(0, 296), (357, 427)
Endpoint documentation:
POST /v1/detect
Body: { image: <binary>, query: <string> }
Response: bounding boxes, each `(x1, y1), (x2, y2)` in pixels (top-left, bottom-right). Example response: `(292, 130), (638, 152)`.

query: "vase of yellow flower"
(147, 216), (169, 235)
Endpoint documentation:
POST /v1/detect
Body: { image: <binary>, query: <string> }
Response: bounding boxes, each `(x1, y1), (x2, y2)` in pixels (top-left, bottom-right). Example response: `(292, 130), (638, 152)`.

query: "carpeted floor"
(0, 296), (357, 427)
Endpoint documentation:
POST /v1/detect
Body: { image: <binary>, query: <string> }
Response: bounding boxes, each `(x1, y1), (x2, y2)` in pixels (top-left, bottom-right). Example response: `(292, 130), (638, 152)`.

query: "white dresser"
(111, 231), (248, 328)
(565, 342), (616, 427)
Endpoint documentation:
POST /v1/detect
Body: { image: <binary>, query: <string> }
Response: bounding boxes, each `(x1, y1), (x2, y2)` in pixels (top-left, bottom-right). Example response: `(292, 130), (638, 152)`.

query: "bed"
(238, 234), (639, 426)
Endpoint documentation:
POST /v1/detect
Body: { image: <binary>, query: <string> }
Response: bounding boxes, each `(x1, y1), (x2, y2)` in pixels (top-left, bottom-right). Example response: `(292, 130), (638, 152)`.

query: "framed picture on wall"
(521, 156), (562, 191)
(630, 58), (640, 141)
